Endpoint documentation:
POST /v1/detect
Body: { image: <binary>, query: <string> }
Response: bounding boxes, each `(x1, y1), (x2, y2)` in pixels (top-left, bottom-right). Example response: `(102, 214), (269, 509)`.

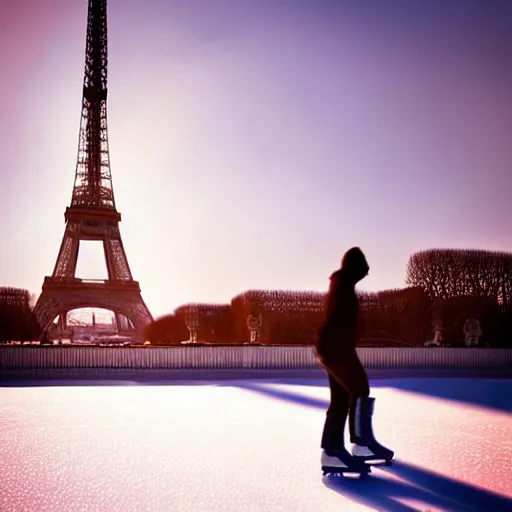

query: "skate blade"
(322, 466), (371, 479)
(364, 458), (393, 467)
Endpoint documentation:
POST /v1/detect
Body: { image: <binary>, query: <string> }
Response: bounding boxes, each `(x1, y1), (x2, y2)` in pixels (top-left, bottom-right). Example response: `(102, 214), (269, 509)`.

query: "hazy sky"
(1, 0), (511, 318)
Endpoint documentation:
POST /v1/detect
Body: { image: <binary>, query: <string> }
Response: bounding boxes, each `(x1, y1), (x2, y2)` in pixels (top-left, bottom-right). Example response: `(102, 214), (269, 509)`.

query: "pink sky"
(1, 0), (511, 318)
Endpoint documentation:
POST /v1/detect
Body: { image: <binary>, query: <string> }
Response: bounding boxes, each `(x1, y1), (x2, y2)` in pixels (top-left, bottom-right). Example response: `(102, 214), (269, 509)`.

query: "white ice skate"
(350, 397), (394, 466)
(321, 448), (371, 478)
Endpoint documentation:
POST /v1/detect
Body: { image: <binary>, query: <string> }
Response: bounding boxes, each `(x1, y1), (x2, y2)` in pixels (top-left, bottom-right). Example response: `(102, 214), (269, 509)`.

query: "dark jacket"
(316, 248), (369, 360)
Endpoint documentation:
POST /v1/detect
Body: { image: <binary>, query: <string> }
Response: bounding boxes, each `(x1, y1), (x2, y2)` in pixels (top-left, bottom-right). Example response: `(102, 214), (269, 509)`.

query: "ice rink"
(1, 372), (511, 512)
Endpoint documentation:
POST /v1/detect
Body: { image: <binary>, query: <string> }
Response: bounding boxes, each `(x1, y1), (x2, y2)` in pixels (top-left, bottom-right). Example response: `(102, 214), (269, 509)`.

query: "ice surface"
(0, 375), (511, 512)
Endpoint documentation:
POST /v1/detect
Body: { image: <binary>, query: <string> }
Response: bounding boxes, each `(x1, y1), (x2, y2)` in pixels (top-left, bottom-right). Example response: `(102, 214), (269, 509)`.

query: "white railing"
(0, 346), (511, 370)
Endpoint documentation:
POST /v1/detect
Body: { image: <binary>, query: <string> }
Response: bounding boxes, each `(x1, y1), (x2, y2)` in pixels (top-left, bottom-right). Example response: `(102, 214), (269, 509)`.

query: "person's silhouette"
(316, 247), (394, 476)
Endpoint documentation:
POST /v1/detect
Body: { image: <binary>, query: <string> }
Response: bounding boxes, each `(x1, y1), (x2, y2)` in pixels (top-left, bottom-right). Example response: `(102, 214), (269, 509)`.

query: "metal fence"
(0, 346), (511, 370)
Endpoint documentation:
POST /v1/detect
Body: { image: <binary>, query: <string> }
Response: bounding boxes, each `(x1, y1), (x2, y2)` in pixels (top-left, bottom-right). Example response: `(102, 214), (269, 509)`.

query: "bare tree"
(0, 287), (41, 342)
(406, 249), (512, 303)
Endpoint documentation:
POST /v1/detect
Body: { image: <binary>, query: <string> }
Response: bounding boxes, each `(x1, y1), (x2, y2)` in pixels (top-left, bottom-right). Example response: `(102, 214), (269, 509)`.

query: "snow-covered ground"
(0, 374), (511, 512)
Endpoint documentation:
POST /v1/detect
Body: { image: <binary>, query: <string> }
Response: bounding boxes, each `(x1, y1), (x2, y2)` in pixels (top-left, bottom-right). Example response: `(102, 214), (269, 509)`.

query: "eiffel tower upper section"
(71, 0), (116, 213)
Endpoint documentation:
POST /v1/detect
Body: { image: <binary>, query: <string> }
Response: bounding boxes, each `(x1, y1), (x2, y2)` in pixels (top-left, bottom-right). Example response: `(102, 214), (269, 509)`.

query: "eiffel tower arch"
(34, 0), (152, 340)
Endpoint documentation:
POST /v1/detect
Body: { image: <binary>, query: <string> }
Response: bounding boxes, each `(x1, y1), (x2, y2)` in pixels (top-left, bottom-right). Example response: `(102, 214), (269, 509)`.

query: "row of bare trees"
(144, 249), (512, 347)
(406, 249), (512, 305)
(405, 249), (512, 345)
(143, 288), (434, 346)
(0, 287), (40, 343)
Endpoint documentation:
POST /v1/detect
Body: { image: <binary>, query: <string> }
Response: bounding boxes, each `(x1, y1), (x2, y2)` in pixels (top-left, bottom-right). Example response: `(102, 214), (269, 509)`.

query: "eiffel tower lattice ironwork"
(34, 0), (152, 339)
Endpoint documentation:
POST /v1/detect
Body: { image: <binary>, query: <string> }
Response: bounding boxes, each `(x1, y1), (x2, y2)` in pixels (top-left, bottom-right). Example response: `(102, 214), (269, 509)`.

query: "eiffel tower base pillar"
(34, 278), (152, 343)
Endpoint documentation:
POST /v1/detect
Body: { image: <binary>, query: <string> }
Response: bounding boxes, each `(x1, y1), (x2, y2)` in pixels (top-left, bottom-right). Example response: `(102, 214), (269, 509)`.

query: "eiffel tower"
(34, 0), (153, 340)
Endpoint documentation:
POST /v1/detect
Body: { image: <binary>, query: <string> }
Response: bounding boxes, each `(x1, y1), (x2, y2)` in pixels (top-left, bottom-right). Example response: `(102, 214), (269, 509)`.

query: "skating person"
(315, 247), (394, 476)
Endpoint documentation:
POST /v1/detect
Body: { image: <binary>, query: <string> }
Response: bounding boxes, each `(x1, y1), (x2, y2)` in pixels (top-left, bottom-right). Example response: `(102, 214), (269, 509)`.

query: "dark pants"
(319, 350), (370, 452)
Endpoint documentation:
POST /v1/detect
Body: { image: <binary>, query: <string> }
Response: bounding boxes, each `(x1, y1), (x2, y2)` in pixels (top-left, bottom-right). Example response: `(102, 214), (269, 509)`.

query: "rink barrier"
(0, 346), (511, 370)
